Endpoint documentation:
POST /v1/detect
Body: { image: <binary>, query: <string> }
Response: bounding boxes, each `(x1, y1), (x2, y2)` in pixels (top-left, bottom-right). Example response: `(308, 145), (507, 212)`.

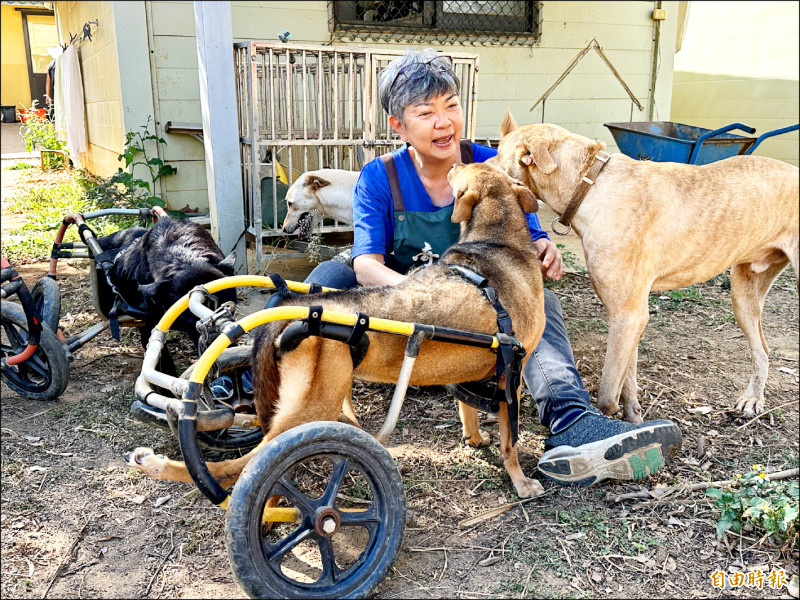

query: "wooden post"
(194, 1), (246, 273)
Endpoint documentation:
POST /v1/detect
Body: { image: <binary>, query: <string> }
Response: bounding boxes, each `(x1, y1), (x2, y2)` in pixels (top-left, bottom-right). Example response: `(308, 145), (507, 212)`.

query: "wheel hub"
(314, 508), (341, 537)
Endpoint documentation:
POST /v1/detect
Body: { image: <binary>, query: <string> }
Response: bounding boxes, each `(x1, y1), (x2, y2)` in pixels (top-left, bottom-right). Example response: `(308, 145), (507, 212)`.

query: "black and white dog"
(97, 217), (236, 373)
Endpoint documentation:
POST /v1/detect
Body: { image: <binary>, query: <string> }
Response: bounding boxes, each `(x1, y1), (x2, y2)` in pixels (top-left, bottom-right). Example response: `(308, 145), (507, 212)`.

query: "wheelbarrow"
(603, 121), (799, 165)
(132, 274), (523, 598)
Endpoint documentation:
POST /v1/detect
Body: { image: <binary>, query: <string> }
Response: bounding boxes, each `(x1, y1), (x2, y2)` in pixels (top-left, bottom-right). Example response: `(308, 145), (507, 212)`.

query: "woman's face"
(393, 93), (463, 161)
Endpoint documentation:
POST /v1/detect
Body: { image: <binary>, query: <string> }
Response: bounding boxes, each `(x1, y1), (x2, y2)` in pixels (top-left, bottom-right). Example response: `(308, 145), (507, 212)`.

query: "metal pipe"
(374, 332), (425, 444)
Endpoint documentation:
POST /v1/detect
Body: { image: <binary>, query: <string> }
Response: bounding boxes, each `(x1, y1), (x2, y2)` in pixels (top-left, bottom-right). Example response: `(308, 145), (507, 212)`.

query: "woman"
(303, 49), (682, 486)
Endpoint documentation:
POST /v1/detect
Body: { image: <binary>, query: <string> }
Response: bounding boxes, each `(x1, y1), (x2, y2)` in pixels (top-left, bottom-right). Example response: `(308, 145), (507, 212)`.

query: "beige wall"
(142, 0), (677, 211)
(54, 1), (124, 175)
(1, 5), (33, 109)
(671, 1), (799, 166)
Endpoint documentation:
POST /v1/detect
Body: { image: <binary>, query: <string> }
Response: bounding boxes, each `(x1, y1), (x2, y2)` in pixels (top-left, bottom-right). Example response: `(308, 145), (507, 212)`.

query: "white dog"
(281, 169), (359, 234)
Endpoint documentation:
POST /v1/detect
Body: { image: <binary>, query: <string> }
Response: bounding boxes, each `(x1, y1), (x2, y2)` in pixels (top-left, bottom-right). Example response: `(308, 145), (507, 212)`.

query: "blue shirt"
(352, 142), (549, 260)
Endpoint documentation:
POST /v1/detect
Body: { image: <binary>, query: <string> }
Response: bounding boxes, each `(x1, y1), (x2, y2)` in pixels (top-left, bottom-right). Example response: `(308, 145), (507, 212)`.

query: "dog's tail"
(251, 320), (291, 432)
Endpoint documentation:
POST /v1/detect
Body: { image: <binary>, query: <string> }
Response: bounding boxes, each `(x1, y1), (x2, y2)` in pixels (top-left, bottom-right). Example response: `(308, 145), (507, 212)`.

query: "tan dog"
(282, 169), (359, 234)
(495, 112), (799, 423)
(127, 162), (546, 499)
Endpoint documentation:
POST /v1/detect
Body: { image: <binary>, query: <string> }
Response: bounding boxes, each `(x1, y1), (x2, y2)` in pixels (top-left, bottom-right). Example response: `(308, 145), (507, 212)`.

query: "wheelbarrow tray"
(604, 121), (757, 165)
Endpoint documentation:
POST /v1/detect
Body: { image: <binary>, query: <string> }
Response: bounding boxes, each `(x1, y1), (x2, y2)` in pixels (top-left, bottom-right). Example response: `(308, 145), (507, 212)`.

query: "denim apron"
(381, 140), (474, 274)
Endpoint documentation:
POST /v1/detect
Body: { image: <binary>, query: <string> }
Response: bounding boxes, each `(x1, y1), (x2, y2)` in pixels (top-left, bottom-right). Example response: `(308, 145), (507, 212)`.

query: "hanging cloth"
(60, 43), (87, 168)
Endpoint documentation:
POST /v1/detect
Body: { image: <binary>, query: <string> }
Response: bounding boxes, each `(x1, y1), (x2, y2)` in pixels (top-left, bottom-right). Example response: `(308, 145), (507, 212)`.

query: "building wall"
(671, 1), (799, 166)
(142, 0), (676, 211)
(54, 0), (124, 175)
(1, 4), (33, 110)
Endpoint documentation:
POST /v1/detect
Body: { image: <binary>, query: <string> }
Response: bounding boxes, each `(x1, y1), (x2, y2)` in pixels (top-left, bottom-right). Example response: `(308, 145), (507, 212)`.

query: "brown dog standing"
(495, 112), (799, 423)
(127, 162), (547, 499)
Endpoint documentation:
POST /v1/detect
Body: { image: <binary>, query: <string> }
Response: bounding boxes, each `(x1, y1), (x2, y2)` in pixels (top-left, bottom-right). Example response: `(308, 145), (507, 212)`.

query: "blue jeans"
(304, 260), (358, 290)
(305, 262), (591, 435)
(523, 288), (593, 434)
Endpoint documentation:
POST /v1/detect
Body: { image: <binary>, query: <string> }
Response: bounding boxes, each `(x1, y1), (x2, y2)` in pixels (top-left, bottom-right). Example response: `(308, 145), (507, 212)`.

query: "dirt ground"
(2, 169), (798, 599)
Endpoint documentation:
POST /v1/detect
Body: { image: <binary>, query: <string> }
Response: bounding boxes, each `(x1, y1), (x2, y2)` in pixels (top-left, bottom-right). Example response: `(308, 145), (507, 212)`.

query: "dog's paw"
(463, 429), (491, 448)
(735, 393), (765, 418)
(513, 477), (545, 499)
(596, 396), (620, 417)
(124, 447), (167, 478)
(623, 401), (643, 424)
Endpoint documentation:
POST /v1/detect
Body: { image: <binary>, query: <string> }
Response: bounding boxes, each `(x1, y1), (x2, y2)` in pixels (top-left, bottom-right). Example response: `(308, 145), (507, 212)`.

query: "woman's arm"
(353, 253), (407, 287)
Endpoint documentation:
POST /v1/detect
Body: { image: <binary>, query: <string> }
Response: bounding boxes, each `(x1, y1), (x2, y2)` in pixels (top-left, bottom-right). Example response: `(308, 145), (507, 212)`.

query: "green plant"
(706, 465), (799, 546)
(18, 101), (67, 169)
(83, 116), (177, 211)
(7, 161), (34, 170)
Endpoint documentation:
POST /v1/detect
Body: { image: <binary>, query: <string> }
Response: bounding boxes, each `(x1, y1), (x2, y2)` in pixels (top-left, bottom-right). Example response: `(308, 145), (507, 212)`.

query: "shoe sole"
(537, 423), (682, 486)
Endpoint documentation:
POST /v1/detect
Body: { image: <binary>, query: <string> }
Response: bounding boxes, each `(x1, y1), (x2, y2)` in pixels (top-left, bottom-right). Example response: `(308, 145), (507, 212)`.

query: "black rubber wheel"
(30, 277), (61, 333)
(1, 301), (69, 401)
(226, 422), (406, 599)
(179, 345), (263, 452)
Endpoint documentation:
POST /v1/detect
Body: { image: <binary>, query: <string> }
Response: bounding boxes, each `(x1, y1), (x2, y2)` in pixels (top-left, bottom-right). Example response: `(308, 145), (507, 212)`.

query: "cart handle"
(689, 123), (756, 164)
(744, 124), (800, 155)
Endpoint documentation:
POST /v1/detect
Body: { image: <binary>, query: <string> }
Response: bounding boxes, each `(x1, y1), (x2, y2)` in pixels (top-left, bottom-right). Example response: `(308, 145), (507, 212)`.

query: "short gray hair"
(378, 49), (460, 124)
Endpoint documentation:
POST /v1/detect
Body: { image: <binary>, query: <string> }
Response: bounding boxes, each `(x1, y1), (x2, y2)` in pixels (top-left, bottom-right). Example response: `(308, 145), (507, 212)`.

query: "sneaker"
(537, 413), (682, 486)
(209, 375), (235, 401)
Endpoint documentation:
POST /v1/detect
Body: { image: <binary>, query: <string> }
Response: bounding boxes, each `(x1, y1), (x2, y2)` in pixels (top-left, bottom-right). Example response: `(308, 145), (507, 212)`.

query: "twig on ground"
(42, 518), (90, 599)
(144, 530), (175, 597)
(735, 399), (799, 430)
(606, 468), (799, 503)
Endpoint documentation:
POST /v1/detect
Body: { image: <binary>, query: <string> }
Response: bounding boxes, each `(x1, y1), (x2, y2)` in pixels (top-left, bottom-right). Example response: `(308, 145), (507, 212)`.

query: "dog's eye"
(286, 201), (293, 207)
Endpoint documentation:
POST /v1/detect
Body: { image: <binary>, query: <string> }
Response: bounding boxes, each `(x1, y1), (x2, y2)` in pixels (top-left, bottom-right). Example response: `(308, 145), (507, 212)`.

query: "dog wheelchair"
(133, 274), (526, 598)
(2, 207), (261, 451)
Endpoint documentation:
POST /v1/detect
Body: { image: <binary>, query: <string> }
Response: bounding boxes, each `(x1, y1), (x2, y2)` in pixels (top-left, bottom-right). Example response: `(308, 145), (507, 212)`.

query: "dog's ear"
(307, 175), (331, 191)
(138, 279), (167, 300)
(500, 110), (517, 137)
(451, 190), (481, 223)
(519, 139), (557, 175)
(217, 250), (236, 275)
(511, 182), (538, 213)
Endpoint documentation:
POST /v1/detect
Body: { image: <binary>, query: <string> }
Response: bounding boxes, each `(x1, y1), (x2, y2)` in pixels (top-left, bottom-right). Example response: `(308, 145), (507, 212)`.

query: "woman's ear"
(389, 115), (407, 141)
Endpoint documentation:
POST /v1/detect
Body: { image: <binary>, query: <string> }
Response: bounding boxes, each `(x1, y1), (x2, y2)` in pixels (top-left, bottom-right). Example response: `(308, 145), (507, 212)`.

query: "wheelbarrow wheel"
(31, 277), (61, 334)
(226, 422), (406, 599)
(1, 301), (69, 401)
(179, 345), (263, 452)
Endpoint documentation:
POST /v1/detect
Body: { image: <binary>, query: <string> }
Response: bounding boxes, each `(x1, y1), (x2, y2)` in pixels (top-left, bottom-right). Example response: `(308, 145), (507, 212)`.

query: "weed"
(7, 162), (34, 170)
(557, 244), (586, 274)
(706, 465), (799, 546)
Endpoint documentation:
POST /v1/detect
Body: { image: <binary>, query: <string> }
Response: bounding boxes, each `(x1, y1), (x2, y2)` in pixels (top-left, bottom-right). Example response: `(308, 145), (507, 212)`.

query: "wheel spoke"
(339, 504), (380, 530)
(316, 535), (340, 586)
(276, 474), (317, 514)
(20, 351), (51, 379)
(263, 523), (312, 563)
(319, 456), (349, 507)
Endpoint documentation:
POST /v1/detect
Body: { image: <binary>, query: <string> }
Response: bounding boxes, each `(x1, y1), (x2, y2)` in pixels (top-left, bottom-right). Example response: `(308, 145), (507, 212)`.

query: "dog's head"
(447, 162), (538, 224)
(282, 172), (331, 234)
(131, 218), (237, 329)
(494, 110), (606, 204)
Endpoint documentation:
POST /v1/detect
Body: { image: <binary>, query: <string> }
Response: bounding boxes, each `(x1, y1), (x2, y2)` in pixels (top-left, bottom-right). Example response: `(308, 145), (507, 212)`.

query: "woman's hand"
(533, 238), (565, 281)
(352, 254), (407, 287)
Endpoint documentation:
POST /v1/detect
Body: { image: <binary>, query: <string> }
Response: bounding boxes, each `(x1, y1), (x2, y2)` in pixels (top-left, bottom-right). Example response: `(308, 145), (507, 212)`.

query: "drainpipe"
(648, 0), (663, 121)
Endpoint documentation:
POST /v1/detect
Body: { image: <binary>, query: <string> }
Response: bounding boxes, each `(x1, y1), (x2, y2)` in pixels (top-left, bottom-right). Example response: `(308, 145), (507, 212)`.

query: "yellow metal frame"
(147, 275), (501, 520)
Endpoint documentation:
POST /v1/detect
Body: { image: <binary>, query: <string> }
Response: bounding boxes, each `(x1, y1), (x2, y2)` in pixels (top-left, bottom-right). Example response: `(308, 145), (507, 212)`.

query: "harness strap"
(381, 140), (476, 212)
(447, 264), (524, 445)
(307, 305), (323, 337)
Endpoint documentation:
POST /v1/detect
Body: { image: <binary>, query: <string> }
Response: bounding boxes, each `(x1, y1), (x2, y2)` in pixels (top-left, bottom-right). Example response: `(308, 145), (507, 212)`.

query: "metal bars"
(234, 42), (479, 272)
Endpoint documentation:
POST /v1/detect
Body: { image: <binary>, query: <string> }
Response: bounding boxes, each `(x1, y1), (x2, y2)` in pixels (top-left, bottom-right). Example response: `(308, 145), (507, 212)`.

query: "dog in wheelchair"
(97, 216), (236, 374)
(127, 162), (547, 499)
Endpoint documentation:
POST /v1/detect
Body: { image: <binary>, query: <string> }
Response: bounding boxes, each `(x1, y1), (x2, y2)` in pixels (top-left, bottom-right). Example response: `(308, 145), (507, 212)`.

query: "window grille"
(331, 0), (541, 46)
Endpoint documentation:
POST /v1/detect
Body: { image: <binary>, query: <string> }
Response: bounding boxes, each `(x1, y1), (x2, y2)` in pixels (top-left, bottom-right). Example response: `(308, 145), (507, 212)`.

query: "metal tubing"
(188, 290), (216, 321)
(65, 320), (109, 353)
(374, 332), (425, 444)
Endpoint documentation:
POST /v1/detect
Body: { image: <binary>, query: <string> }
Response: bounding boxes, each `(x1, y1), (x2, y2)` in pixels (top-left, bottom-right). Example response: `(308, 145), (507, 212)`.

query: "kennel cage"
(233, 42), (479, 271)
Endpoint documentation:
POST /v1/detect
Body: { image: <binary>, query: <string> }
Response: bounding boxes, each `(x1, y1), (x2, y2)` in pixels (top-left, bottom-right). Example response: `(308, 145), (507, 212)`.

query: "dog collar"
(553, 149), (611, 235)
